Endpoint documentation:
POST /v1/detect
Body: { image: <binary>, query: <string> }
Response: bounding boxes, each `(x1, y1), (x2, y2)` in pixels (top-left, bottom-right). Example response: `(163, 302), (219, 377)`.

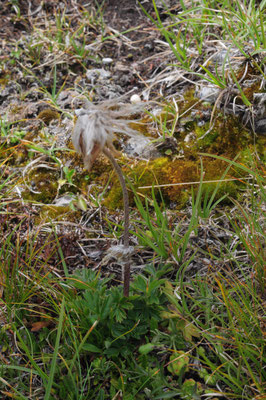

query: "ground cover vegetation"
(0, 0), (265, 398)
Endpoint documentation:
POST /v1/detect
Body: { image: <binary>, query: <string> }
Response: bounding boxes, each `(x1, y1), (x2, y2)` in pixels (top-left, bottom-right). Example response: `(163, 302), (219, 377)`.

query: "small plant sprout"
(72, 96), (146, 296)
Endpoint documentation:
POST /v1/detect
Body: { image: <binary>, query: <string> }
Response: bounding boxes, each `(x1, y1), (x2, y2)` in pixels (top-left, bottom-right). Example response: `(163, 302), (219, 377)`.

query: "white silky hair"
(72, 97), (146, 169)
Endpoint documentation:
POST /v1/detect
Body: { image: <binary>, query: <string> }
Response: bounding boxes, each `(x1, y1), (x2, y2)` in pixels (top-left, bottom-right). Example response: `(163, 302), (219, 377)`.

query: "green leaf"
(154, 392), (180, 399)
(180, 379), (200, 399)
(139, 343), (154, 355)
(176, 319), (200, 342)
(82, 343), (102, 353)
(44, 298), (65, 400)
(76, 195), (87, 211)
(167, 351), (189, 376)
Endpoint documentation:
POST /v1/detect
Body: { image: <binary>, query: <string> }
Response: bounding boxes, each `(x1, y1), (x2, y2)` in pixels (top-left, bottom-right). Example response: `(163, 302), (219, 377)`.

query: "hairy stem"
(102, 147), (130, 297)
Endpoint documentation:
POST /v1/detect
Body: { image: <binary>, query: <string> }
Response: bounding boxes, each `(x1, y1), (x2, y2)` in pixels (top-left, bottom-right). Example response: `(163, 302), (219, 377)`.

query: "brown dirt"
(0, 0), (169, 84)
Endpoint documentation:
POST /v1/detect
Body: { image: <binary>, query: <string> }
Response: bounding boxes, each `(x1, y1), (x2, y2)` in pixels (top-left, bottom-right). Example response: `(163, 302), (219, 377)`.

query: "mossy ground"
(100, 107), (263, 210)
(10, 101), (263, 213)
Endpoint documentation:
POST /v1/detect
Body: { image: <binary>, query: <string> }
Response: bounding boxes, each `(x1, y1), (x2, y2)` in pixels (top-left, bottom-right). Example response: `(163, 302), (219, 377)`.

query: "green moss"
(13, 149), (28, 165)
(129, 119), (151, 136)
(200, 181), (240, 205)
(35, 205), (82, 225)
(200, 156), (247, 204)
(103, 157), (198, 210)
(235, 63), (261, 102)
(38, 109), (60, 124)
(254, 136), (266, 161)
(103, 158), (170, 210)
(194, 115), (251, 156)
(23, 168), (60, 203)
(0, 70), (10, 86)
(160, 159), (198, 205)
(179, 88), (198, 115)
(102, 151), (249, 211)
(1, 142), (29, 166)
(177, 113), (255, 175)
(242, 81), (261, 102)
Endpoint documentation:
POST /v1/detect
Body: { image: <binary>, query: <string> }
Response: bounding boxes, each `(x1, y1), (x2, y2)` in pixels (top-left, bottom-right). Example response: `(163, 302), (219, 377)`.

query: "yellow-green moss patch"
(38, 109), (60, 124)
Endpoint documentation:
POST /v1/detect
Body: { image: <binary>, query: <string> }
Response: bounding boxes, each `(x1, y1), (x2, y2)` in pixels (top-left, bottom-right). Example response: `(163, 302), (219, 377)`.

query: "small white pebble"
(130, 94), (141, 104)
(184, 132), (195, 143)
(102, 57), (113, 65)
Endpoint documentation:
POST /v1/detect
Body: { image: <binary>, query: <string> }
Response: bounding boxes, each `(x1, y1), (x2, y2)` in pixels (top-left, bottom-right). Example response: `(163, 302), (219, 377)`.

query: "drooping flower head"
(72, 96), (145, 169)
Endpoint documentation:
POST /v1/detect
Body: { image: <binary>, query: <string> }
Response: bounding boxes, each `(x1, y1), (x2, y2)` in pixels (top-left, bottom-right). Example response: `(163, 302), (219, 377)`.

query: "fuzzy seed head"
(72, 97), (146, 169)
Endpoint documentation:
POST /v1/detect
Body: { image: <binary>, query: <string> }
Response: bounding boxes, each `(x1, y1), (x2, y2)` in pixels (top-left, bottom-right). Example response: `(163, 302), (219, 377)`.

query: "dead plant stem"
(102, 147), (130, 297)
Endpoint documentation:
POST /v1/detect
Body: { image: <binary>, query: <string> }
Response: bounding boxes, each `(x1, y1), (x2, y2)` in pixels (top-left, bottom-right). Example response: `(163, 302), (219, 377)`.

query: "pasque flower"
(72, 96), (145, 296)
(72, 97), (144, 169)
